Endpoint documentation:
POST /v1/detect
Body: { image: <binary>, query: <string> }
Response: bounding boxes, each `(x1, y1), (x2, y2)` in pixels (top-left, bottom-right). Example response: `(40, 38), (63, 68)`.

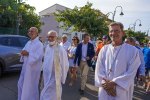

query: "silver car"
(0, 35), (29, 77)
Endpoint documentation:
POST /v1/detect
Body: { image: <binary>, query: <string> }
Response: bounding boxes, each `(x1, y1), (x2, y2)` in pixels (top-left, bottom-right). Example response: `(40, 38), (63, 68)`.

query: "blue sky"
(25, 0), (150, 35)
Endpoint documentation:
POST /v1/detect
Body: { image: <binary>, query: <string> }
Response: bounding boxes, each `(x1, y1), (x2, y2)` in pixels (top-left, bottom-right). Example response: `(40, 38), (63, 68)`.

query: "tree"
(0, 0), (41, 35)
(125, 29), (149, 44)
(54, 2), (111, 37)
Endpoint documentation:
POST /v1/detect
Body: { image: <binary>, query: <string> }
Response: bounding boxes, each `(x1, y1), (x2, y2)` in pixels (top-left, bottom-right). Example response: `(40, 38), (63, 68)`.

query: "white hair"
(30, 27), (38, 34)
(62, 34), (68, 38)
(47, 30), (58, 37)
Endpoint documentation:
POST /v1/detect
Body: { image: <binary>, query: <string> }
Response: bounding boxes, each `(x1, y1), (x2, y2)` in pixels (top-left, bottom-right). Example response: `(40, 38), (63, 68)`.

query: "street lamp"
(106, 12), (114, 20)
(106, 6), (124, 21)
(112, 6), (124, 21)
(133, 19), (142, 31)
(128, 24), (134, 30)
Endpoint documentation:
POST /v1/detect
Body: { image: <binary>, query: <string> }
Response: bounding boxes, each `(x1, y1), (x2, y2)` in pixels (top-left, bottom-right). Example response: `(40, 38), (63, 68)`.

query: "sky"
(24, 0), (150, 36)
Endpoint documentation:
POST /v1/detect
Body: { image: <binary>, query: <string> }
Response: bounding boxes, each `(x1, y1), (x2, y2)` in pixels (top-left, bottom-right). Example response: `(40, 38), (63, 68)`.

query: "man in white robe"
(95, 22), (141, 100)
(40, 30), (69, 100)
(18, 27), (44, 100)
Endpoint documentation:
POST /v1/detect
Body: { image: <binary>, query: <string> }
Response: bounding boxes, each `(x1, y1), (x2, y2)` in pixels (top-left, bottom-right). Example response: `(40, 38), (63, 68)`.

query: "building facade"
(39, 4), (83, 42)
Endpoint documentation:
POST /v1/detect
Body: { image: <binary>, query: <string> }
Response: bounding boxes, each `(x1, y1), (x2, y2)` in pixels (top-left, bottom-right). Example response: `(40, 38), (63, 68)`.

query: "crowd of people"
(17, 22), (150, 100)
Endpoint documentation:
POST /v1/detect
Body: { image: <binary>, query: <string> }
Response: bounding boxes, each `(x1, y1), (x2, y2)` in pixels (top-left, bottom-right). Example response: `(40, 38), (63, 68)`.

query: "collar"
(30, 37), (39, 43)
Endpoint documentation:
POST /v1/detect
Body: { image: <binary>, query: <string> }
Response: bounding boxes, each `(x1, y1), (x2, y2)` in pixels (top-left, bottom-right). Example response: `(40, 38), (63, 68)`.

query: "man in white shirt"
(95, 22), (141, 100)
(18, 27), (44, 100)
(60, 34), (71, 51)
(40, 30), (69, 100)
(74, 33), (95, 95)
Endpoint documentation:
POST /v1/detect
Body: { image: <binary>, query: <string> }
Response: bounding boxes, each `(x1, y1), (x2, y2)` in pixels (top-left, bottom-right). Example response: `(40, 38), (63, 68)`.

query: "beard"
(49, 41), (56, 46)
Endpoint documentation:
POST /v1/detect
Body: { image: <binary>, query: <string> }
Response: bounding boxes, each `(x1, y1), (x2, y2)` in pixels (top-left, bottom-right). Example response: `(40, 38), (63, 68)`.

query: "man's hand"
(94, 56), (98, 60)
(21, 50), (29, 56)
(102, 79), (117, 97)
(102, 81), (116, 90)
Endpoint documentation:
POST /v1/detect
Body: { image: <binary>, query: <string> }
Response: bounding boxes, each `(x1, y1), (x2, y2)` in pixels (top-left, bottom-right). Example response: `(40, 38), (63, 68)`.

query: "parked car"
(0, 35), (29, 77)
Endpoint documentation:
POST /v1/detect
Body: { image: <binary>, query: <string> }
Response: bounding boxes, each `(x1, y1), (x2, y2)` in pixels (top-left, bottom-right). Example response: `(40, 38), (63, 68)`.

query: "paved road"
(0, 72), (18, 100)
(0, 71), (149, 100)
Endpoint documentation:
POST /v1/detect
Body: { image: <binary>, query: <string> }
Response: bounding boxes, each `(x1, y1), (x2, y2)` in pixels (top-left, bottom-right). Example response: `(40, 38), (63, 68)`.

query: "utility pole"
(16, 0), (22, 35)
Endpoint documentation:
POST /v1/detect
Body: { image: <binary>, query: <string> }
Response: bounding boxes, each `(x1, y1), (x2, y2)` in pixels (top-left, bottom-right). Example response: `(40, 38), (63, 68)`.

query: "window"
(18, 37), (29, 47)
(10, 37), (21, 47)
(0, 37), (11, 46)
(0, 36), (29, 48)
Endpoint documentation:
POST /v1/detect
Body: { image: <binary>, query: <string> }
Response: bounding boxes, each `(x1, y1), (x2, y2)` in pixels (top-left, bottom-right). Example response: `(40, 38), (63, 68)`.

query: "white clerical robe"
(95, 43), (141, 100)
(18, 37), (44, 100)
(40, 44), (69, 100)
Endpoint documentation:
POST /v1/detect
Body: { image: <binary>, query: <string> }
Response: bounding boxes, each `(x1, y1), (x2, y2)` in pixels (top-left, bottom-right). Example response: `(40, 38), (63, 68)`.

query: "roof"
(39, 4), (70, 16)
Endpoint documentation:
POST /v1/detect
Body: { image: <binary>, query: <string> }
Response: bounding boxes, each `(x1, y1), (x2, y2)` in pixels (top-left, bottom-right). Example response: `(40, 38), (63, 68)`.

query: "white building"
(39, 4), (83, 42)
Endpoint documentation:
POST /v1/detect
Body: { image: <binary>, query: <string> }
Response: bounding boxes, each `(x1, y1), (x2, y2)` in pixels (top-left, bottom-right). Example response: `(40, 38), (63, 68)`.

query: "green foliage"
(54, 2), (110, 37)
(125, 29), (149, 44)
(0, 0), (41, 35)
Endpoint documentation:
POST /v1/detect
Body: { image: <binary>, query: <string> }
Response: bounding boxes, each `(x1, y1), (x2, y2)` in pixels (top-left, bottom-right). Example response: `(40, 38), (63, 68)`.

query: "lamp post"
(106, 6), (124, 21)
(128, 24), (134, 30)
(106, 12), (114, 20)
(133, 19), (142, 31)
(112, 6), (124, 21)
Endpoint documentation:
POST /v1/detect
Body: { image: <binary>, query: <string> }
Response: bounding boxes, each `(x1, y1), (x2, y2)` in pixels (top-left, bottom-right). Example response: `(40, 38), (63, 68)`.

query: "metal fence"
(0, 27), (27, 35)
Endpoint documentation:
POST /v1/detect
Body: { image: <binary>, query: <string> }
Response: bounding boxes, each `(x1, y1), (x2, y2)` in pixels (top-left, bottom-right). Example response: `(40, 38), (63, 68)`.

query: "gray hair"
(47, 30), (58, 37)
(30, 27), (38, 33)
